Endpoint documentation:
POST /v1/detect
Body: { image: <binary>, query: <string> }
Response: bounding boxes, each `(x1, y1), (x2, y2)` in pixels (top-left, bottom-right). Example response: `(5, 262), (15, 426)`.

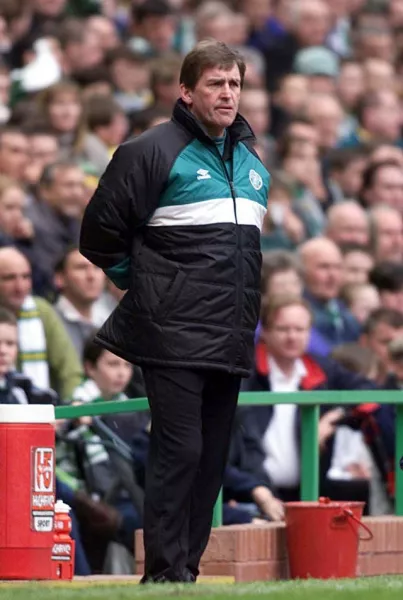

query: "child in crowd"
(56, 336), (142, 570)
(72, 338), (133, 404)
(340, 282), (380, 324)
(0, 306), (57, 404)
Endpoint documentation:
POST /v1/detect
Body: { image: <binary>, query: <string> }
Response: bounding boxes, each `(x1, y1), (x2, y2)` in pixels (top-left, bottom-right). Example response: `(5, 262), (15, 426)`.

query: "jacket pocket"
(155, 270), (187, 321)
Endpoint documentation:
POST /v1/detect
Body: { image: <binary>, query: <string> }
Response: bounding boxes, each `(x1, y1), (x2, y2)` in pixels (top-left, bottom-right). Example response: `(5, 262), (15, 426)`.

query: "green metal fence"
(54, 389), (403, 527)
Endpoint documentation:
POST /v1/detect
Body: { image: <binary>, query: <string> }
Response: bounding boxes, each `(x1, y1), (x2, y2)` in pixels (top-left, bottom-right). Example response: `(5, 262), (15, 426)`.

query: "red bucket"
(284, 497), (373, 579)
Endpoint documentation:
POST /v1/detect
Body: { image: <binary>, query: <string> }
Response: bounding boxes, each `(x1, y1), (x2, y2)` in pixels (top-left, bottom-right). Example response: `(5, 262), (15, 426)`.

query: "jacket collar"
(255, 341), (327, 390)
(172, 99), (256, 150)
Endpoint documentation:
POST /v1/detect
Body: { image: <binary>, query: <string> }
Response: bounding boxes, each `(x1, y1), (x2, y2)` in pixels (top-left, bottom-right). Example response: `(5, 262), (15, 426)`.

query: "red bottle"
(52, 500), (75, 580)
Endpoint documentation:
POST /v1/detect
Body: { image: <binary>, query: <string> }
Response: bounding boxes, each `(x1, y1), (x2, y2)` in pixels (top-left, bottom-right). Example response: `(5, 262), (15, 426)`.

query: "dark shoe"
(182, 568), (196, 583)
(139, 572), (184, 584)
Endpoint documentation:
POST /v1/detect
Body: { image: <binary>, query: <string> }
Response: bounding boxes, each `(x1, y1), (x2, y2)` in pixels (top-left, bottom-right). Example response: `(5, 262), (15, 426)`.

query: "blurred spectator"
(363, 57), (395, 92)
(23, 123), (61, 186)
(58, 18), (104, 76)
(341, 243), (374, 285)
(72, 65), (113, 101)
(149, 54), (181, 110)
(264, 0), (331, 91)
(270, 74), (309, 137)
(83, 94), (128, 174)
(0, 246), (82, 398)
(194, 2), (238, 45)
(300, 237), (361, 347)
(105, 46), (152, 112)
(336, 58), (364, 116)
(341, 91), (402, 148)
(86, 15), (120, 52)
(361, 161), (403, 212)
(303, 93), (344, 154)
(326, 201), (369, 247)
(27, 160), (85, 281)
(340, 282), (380, 324)
(261, 250), (303, 300)
(293, 46), (339, 95)
(37, 81), (85, 159)
(369, 262), (403, 313)
(129, 0), (177, 56)
(0, 125), (29, 180)
(360, 308), (403, 384)
(369, 205), (403, 263)
(326, 147), (368, 200)
(370, 144), (403, 168)
(54, 247), (106, 357)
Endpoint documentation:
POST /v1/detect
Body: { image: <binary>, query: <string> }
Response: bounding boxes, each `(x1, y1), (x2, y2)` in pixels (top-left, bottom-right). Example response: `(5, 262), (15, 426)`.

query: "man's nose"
(220, 83), (231, 96)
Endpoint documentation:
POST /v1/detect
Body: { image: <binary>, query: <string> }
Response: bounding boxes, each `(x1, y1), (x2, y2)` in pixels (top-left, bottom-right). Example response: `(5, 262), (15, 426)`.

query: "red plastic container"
(284, 497), (373, 579)
(0, 404), (55, 580)
(52, 500), (75, 580)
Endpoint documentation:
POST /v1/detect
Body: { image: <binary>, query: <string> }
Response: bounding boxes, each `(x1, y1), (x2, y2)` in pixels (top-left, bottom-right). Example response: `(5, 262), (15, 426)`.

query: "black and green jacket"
(80, 100), (270, 376)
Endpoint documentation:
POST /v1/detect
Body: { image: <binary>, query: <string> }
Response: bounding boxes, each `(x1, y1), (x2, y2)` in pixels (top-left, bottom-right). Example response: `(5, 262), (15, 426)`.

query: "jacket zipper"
(215, 149), (243, 372)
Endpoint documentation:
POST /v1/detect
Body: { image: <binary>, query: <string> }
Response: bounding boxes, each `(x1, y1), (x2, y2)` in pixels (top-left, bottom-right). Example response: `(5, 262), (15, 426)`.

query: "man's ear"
(180, 83), (192, 106)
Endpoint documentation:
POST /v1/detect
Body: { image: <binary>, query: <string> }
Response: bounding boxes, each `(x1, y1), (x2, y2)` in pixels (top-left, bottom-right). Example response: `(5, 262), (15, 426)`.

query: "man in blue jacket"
(80, 41), (270, 583)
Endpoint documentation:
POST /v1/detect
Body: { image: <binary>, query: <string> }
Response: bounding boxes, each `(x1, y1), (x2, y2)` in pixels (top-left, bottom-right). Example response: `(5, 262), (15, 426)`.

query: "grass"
(1, 577), (403, 600)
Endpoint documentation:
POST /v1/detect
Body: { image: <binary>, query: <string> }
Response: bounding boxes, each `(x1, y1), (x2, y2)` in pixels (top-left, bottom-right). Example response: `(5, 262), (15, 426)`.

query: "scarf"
(18, 295), (49, 390)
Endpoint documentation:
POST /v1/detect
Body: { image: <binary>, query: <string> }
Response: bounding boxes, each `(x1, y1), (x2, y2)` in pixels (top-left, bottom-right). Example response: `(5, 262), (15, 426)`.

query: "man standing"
(80, 41), (270, 583)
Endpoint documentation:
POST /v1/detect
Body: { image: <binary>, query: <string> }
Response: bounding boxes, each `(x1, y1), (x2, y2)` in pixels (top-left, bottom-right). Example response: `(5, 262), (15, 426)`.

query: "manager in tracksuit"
(79, 40), (270, 583)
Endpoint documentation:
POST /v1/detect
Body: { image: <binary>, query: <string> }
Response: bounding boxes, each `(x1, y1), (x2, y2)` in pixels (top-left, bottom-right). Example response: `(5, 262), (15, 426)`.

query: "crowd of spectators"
(1, 0), (403, 577)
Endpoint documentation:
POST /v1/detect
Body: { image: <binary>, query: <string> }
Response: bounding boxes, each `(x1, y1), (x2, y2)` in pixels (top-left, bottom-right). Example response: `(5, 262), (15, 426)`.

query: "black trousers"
(141, 367), (241, 581)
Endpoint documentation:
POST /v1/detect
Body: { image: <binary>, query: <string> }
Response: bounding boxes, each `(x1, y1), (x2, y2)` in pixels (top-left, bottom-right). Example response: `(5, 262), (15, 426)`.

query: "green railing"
(55, 390), (403, 526)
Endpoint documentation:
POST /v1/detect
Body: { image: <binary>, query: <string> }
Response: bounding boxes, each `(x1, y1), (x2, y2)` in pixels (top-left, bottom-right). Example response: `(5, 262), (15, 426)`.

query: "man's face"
(262, 305), (311, 361)
(328, 208), (369, 246)
(363, 323), (403, 370)
(25, 134), (60, 185)
(0, 185), (26, 237)
(343, 250), (374, 285)
(308, 98), (343, 151)
(56, 250), (105, 305)
(334, 157), (366, 197)
(303, 246), (343, 301)
(287, 122), (319, 146)
(111, 59), (150, 93)
(294, 1), (330, 47)
(0, 132), (29, 179)
(65, 33), (103, 72)
(337, 63), (364, 110)
(239, 90), (269, 136)
(365, 93), (402, 142)
(276, 75), (309, 115)
(366, 166), (403, 212)
(0, 254), (32, 313)
(374, 211), (403, 262)
(180, 65), (242, 137)
(42, 167), (85, 218)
